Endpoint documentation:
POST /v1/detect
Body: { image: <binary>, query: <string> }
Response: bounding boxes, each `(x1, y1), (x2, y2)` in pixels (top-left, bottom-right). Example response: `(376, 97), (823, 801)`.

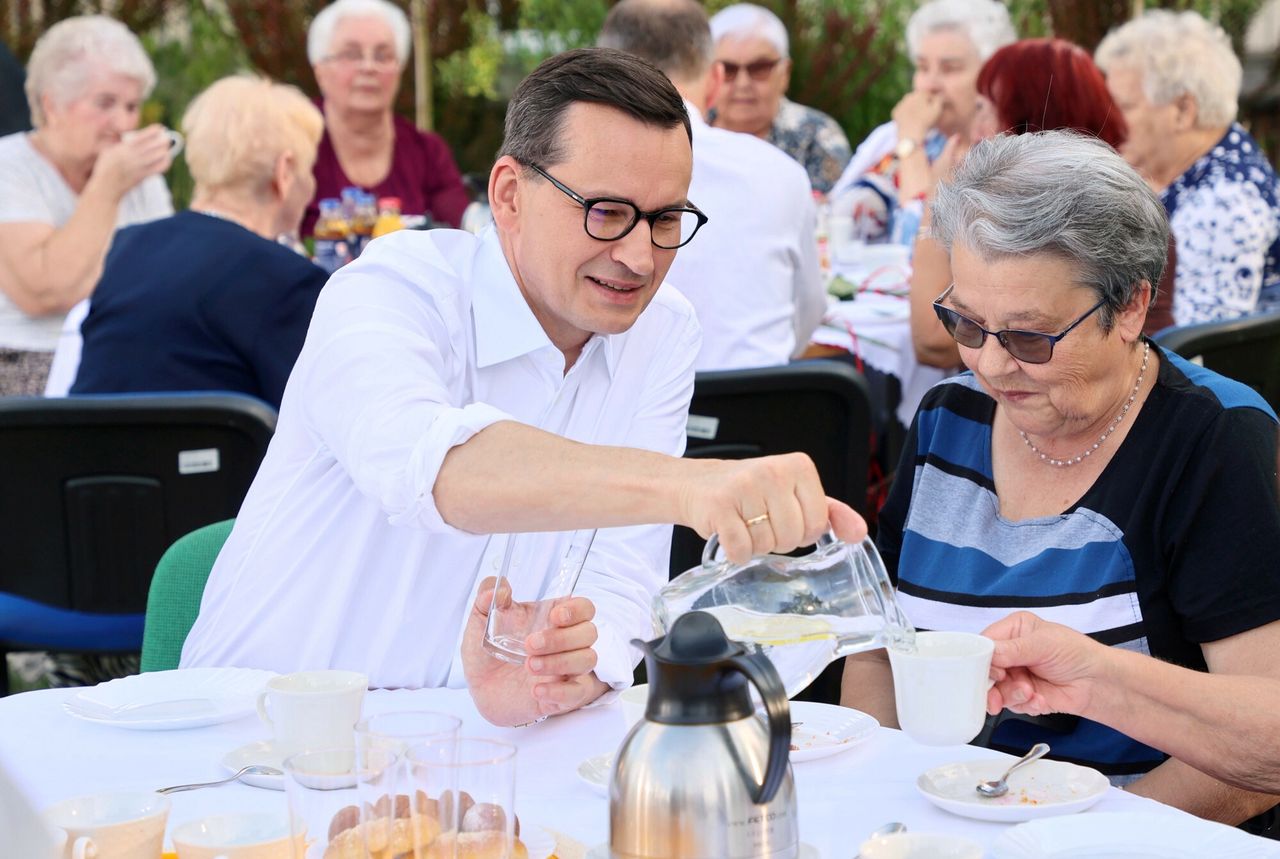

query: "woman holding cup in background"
(0, 15), (174, 397)
(840, 131), (1280, 830)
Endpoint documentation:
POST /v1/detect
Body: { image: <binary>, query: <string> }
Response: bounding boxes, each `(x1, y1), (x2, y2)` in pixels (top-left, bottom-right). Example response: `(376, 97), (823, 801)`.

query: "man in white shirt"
(181, 48), (865, 727)
(599, 0), (825, 371)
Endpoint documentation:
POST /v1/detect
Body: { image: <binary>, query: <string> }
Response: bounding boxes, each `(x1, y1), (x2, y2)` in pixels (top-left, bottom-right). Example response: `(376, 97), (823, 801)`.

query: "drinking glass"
(283, 746), (400, 859)
(355, 711), (462, 856)
(483, 529), (597, 663)
(405, 738), (519, 859)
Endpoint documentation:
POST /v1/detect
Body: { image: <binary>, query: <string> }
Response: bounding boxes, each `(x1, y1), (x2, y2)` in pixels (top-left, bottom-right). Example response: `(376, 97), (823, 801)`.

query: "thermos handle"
(700, 529), (839, 566)
(727, 652), (791, 805)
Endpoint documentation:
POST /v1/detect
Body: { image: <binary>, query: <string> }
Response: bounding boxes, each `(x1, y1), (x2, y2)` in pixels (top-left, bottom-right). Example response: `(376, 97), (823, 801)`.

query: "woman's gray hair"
(709, 3), (789, 58)
(906, 0), (1016, 63)
(1095, 9), (1241, 128)
(24, 15), (156, 128)
(307, 0), (411, 66)
(930, 131), (1169, 330)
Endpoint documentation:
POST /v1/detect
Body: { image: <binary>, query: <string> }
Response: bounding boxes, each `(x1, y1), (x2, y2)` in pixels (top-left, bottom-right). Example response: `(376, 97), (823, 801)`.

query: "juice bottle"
(371, 196), (405, 239)
(313, 198), (352, 274)
(351, 191), (377, 257)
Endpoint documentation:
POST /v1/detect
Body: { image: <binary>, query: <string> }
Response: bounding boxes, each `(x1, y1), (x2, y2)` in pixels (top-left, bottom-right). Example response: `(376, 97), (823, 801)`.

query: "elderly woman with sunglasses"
(301, 0), (469, 237)
(841, 130), (1280, 830)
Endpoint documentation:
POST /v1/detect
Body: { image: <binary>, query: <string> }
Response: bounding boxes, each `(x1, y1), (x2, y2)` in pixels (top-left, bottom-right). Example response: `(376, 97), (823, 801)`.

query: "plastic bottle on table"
(350, 191), (377, 257)
(371, 196), (405, 239)
(813, 190), (832, 281)
(313, 198), (353, 274)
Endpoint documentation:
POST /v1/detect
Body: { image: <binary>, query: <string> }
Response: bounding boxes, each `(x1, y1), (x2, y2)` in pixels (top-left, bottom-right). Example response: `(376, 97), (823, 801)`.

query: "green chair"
(140, 519), (235, 672)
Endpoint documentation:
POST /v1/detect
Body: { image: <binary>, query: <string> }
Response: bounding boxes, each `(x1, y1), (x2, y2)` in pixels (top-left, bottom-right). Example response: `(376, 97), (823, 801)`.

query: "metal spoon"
(157, 765), (282, 794)
(975, 742), (1051, 798)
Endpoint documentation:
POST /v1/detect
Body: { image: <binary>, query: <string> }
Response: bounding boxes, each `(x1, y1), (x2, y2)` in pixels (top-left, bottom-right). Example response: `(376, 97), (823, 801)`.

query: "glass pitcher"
(653, 533), (914, 699)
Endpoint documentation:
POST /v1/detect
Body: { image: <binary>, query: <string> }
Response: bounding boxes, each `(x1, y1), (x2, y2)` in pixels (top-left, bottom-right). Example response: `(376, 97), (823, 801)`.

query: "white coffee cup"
(256, 670), (367, 756)
(123, 126), (184, 157)
(173, 812), (298, 859)
(888, 631), (994, 746)
(44, 791), (170, 859)
(859, 833), (983, 859)
(619, 684), (649, 729)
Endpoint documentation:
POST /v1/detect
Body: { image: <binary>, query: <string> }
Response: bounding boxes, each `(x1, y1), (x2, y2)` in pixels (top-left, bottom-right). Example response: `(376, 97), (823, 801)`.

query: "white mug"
(123, 126), (184, 158)
(44, 791), (170, 859)
(172, 812), (298, 859)
(256, 670), (367, 756)
(888, 631), (994, 746)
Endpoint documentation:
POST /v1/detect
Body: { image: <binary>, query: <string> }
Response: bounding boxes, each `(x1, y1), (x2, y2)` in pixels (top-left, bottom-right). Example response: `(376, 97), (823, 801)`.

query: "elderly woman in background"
(1097, 9), (1280, 326)
(0, 15), (173, 396)
(840, 131), (1280, 828)
(708, 3), (850, 193)
(303, 0), (469, 236)
(908, 38), (1176, 369)
(61, 76), (327, 409)
(829, 0), (1014, 246)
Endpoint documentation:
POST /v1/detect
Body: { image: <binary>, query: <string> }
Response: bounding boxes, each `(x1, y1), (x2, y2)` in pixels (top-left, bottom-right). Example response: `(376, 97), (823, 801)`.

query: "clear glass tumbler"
(405, 737), (519, 859)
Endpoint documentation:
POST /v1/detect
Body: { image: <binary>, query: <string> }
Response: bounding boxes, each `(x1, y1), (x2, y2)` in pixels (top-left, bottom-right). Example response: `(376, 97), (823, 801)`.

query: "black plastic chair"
(0, 394), (276, 693)
(1154, 311), (1280, 412)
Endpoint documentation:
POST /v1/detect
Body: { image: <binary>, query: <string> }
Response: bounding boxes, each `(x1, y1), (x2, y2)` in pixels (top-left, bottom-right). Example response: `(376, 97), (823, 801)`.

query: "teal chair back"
(140, 519), (234, 672)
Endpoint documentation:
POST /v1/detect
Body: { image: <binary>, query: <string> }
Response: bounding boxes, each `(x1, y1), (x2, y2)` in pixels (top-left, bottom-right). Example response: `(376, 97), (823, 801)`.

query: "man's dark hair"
(598, 0), (714, 82)
(498, 47), (691, 168)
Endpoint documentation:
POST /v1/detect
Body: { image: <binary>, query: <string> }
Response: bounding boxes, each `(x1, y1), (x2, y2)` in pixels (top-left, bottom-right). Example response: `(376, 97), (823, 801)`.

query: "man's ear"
(704, 62), (725, 114)
(489, 155), (523, 233)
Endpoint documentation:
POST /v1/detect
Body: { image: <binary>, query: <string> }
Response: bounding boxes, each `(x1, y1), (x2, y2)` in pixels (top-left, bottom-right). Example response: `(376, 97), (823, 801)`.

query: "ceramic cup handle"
(256, 690), (273, 729)
(72, 836), (97, 859)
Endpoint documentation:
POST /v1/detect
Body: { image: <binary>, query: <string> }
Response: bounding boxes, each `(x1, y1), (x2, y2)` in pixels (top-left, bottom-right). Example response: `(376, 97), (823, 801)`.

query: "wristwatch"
(894, 137), (920, 160)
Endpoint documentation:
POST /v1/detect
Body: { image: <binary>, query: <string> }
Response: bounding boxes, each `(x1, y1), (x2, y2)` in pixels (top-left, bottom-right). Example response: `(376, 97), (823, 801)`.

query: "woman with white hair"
(708, 3), (851, 193)
(0, 15), (173, 396)
(842, 130), (1280, 829)
(303, 0), (469, 236)
(1097, 9), (1280, 326)
(828, 0), (1015, 246)
(66, 76), (328, 410)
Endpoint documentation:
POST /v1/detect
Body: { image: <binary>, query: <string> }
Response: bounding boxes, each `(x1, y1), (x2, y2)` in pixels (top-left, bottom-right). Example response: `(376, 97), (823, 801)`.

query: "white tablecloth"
(0, 686), (1203, 857)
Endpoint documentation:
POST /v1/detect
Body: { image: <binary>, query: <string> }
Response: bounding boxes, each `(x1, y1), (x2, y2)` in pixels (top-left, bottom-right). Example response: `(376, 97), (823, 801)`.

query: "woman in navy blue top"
(70, 75), (329, 409)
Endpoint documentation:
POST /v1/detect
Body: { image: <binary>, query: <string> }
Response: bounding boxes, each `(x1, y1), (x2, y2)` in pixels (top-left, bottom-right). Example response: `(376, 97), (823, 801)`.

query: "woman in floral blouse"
(1097, 9), (1280, 327)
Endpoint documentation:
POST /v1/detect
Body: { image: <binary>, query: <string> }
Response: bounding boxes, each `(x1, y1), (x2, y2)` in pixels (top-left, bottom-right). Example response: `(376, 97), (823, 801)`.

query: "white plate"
(788, 701), (879, 762)
(991, 811), (1280, 858)
(916, 757), (1108, 822)
(576, 753), (612, 797)
(220, 740), (290, 791)
(64, 668), (277, 730)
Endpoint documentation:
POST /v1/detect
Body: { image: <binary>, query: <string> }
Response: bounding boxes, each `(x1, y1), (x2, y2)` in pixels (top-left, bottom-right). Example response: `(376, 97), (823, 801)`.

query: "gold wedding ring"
(744, 513), (770, 527)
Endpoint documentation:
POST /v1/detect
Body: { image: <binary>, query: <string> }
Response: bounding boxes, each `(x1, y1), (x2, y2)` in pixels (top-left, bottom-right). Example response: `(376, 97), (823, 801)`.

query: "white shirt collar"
(470, 226), (616, 376)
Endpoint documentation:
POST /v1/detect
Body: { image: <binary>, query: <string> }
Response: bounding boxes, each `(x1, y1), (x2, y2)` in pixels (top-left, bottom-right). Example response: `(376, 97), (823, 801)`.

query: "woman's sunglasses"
(932, 284), (1107, 365)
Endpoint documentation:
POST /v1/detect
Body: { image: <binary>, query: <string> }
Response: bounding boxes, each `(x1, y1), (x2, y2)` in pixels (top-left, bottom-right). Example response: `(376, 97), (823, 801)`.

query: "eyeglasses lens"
(722, 59), (779, 81)
(586, 203), (701, 249)
(934, 305), (1055, 364)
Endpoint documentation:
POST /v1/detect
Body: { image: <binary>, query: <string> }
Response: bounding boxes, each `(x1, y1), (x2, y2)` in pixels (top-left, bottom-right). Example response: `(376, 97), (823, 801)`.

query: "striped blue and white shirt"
(878, 344), (1280, 776)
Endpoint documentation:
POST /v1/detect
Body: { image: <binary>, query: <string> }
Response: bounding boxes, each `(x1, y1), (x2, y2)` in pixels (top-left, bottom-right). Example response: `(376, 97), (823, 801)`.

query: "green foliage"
(437, 8), (505, 100)
(143, 0), (252, 207)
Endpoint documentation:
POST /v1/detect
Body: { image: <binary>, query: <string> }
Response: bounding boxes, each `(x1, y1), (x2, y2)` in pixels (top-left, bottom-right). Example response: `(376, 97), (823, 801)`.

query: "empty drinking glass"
(405, 738), (519, 859)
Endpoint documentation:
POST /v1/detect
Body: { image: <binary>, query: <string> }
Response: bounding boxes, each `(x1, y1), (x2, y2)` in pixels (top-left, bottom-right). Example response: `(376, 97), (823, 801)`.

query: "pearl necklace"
(1020, 340), (1150, 468)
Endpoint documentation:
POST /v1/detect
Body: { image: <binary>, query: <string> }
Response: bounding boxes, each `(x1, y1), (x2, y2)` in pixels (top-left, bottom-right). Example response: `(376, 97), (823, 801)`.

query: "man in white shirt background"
(599, 0), (825, 372)
(181, 48), (865, 727)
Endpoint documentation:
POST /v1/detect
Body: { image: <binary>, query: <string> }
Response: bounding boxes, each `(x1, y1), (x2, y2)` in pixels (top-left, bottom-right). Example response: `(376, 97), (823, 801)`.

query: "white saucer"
(992, 811), (1280, 859)
(64, 668), (277, 730)
(917, 757), (1108, 822)
(220, 740), (289, 791)
(788, 701), (878, 762)
(576, 753), (612, 796)
(586, 843), (819, 858)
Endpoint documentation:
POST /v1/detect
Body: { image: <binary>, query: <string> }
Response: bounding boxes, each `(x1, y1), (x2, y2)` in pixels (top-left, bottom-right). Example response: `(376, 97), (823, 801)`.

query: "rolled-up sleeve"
(293, 238), (513, 533)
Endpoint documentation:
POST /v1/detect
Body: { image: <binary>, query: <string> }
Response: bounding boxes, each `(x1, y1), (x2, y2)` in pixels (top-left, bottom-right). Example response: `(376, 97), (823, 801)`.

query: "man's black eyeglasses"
(721, 58), (782, 81)
(527, 163), (708, 250)
(932, 283), (1107, 364)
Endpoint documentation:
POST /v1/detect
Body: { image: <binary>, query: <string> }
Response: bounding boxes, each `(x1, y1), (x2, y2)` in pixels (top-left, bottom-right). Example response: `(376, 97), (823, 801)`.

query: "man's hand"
(462, 578), (610, 727)
(982, 611), (1106, 719)
(88, 125), (173, 201)
(891, 91), (942, 147)
(677, 453), (868, 564)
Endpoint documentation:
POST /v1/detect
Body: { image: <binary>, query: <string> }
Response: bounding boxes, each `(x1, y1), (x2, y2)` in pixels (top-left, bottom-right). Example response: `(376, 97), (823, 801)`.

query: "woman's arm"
(907, 232), (960, 368)
(839, 649), (898, 726)
(0, 129), (172, 316)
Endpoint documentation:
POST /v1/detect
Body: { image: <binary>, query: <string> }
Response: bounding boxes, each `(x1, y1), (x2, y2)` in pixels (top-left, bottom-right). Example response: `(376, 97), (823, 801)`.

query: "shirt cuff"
(591, 621), (643, 692)
(386, 402), (513, 532)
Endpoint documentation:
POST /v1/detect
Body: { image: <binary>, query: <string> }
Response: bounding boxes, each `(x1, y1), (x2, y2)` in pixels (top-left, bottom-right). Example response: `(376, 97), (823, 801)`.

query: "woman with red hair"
(909, 38), (1174, 368)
